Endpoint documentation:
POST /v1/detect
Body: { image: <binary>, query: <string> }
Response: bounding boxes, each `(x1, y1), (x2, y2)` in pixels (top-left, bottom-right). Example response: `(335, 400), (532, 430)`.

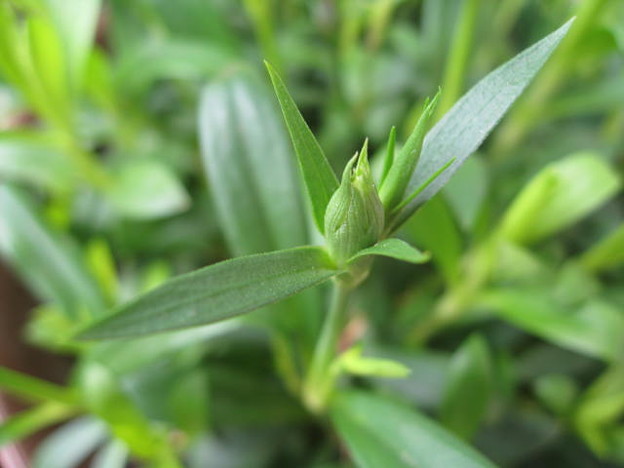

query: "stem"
(304, 281), (350, 413)
(491, 0), (608, 158)
(436, 0), (482, 118)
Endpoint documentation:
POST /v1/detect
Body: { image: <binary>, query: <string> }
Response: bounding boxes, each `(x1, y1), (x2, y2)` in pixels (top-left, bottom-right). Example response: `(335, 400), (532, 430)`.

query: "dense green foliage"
(0, 1), (623, 467)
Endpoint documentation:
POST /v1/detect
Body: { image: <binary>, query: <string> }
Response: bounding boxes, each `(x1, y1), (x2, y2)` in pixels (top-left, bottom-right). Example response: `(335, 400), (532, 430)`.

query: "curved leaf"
(78, 247), (340, 340)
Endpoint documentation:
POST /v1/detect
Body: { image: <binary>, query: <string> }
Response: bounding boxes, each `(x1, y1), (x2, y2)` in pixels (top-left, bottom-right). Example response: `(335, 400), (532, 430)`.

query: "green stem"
(436, 0), (482, 118)
(304, 282), (351, 413)
(491, 0), (608, 158)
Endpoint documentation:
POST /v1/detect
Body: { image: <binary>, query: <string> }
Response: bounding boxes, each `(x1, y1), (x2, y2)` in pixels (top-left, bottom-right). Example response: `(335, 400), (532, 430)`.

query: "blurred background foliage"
(0, 0), (623, 466)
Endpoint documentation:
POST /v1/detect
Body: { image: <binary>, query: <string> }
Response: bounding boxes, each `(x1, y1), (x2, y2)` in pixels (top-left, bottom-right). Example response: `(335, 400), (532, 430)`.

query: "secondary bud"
(324, 140), (385, 269)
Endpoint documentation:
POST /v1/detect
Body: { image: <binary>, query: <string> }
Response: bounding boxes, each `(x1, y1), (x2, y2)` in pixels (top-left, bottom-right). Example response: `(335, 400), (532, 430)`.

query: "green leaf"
(198, 70), (309, 255)
(404, 195), (463, 285)
(499, 152), (621, 245)
(580, 223), (624, 273)
(91, 441), (129, 468)
(265, 61), (339, 233)
(89, 322), (241, 375)
(0, 185), (107, 319)
(335, 347), (411, 378)
(575, 365), (624, 456)
(395, 19), (574, 226)
(0, 135), (73, 191)
(379, 126), (396, 186)
(115, 40), (234, 96)
(40, 0), (101, 90)
(444, 156), (488, 233)
(440, 334), (492, 440)
(379, 92), (440, 211)
(0, 366), (76, 405)
(78, 246), (340, 340)
(331, 391), (496, 468)
(533, 374), (578, 416)
(27, 16), (71, 121)
(348, 238), (430, 265)
(78, 363), (166, 458)
(33, 417), (108, 468)
(0, 402), (75, 447)
(480, 290), (624, 362)
(107, 159), (190, 220)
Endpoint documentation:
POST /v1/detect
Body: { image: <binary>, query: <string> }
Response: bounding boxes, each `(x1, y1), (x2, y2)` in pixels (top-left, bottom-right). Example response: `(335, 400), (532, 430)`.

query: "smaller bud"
(324, 140), (385, 274)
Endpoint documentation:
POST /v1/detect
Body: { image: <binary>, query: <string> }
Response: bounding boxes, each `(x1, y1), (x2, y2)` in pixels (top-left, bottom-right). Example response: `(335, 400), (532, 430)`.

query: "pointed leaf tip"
(78, 246), (340, 340)
(266, 63), (339, 233)
(395, 19), (575, 228)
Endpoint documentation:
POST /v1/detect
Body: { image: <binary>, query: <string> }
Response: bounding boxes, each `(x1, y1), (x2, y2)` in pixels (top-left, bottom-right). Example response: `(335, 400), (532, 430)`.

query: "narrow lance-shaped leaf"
(78, 247), (340, 340)
(331, 391), (496, 468)
(379, 91), (440, 211)
(265, 61), (339, 233)
(348, 238), (430, 265)
(378, 126), (396, 186)
(33, 418), (108, 468)
(0, 185), (107, 319)
(479, 289), (624, 362)
(198, 70), (308, 256)
(0, 403), (76, 447)
(41, 0), (101, 90)
(393, 19), (574, 229)
(440, 334), (492, 440)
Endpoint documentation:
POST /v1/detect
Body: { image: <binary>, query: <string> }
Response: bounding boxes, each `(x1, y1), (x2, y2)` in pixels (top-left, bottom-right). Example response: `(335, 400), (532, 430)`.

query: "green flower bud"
(324, 141), (384, 272)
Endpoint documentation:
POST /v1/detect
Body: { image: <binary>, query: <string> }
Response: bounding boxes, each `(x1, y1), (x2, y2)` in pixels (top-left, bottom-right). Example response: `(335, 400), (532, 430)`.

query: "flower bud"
(324, 141), (385, 269)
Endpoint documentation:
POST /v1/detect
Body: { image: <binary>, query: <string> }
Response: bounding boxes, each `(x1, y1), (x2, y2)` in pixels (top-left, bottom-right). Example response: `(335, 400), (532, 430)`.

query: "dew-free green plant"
(73, 18), (573, 457)
(2, 1), (624, 467)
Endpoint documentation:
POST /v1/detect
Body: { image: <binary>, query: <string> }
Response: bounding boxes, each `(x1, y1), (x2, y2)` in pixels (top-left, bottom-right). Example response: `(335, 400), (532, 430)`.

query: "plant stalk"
(304, 281), (350, 413)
